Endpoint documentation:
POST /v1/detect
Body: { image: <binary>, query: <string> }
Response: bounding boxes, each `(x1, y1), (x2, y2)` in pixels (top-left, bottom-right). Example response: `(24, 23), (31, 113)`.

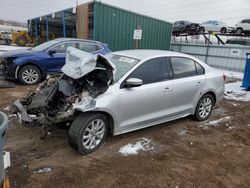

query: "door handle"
(197, 81), (204, 86)
(164, 87), (172, 92)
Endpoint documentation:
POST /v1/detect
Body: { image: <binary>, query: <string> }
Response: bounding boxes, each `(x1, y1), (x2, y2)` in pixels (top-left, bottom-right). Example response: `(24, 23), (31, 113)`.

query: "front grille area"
(0, 58), (17, 79)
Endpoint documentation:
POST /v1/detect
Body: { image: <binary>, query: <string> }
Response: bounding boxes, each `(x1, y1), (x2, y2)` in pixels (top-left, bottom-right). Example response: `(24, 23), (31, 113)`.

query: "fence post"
(205, 35), (210, 64)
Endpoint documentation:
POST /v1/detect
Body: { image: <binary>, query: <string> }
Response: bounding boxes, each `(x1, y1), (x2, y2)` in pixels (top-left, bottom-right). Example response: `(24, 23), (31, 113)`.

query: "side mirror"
(124, 78), (143, 88)
(48, 50), (56, 56)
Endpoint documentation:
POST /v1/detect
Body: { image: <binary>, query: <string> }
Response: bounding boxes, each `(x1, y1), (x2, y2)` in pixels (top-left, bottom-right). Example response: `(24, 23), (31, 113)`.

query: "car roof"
(54, 38), (104, 45)
(110, 49), (190, 61)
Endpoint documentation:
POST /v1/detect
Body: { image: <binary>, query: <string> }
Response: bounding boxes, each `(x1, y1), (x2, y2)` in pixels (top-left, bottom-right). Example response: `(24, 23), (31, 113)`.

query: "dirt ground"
(0, 84), (250, 188)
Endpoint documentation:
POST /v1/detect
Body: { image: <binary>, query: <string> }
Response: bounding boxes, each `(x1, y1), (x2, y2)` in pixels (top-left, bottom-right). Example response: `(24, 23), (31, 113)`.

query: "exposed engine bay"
(12, 47), (115, 129)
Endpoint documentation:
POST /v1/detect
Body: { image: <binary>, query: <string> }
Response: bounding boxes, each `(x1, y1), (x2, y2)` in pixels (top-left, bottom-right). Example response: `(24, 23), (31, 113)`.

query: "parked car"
(173, 20), (200, 35)
(13, 48), (225, 155)
(0, 38), (111, 84)
(226, 38), (250, 46)
(200, 20), (234, 33)
(235, 19), (250, 34)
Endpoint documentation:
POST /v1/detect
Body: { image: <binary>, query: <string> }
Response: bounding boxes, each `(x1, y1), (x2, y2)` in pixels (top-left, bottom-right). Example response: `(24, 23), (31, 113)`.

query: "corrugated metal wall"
(93, 2), (172, 51)
(171, 43), (250, 71)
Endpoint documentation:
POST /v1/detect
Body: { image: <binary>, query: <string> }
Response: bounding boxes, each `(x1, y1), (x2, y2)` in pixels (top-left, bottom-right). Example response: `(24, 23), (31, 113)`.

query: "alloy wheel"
(82, 119), (105, 150)
(198, 97), (212, 119)
(22, 68), (39, 84)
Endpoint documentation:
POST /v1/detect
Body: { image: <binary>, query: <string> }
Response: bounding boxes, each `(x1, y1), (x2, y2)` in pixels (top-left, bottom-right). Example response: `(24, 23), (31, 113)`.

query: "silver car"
(13, 49), (225, 154)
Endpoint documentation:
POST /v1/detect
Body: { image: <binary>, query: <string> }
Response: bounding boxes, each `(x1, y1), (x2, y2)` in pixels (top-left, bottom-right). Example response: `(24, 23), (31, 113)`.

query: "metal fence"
(171, 43), (250, 72)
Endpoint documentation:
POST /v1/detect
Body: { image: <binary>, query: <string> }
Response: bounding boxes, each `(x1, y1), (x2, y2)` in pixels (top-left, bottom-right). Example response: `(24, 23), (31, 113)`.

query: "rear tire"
(200, 27), (205, 33)
(236, 28), (243, 35)
(194, 94), (214, 121)
(220, 27), (227, 34)
(69, 113), (108, 155)
(18, 65), (42, 85)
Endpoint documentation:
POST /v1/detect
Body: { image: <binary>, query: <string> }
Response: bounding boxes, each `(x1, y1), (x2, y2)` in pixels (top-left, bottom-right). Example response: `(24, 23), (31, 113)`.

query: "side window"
(171, 57), (196, 79)
(51, 42), (76, 53)
(77, 42), (99, 53)
(207, 21), (213, 24)
(174, 21), (179, 26)
(247, 19), (250, 24)
(195, 62), (205, 75)
(127, 57), (169, 85)
(180, 21), (185, 25)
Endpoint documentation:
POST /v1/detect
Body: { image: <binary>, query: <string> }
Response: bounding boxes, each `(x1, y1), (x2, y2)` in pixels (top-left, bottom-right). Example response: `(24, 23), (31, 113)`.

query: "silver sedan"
(68, 50), (225, 154)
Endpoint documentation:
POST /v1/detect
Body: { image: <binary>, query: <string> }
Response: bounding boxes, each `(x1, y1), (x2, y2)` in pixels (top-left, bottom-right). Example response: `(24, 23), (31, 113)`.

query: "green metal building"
(28, 1), (173, 51)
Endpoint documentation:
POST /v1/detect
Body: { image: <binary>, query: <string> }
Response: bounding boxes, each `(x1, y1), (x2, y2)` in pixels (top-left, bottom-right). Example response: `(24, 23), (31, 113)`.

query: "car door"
(44, 42), (76, 73)
(213, 21), (220, 31)
(206, 21), (213, 31)
(118, 57), (173, 131)
(169, 57), (205, 116)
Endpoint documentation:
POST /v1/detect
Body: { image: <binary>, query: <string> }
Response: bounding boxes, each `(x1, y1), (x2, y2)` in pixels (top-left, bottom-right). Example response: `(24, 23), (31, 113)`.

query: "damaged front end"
(12, 47), (115, 128)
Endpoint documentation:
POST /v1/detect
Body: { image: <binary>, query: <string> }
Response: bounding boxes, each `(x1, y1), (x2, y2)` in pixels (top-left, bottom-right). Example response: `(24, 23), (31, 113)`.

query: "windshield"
(31, 40), (60, 51)
(106, 54), (140, 82)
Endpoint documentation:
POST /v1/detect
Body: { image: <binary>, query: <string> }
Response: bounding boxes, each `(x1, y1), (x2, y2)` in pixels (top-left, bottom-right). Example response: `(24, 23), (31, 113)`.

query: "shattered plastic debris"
(3, 106), (10, 111)
(33, 167), (53, 174)
(118, 138), (153, 156)
(8, 114), (16, 117)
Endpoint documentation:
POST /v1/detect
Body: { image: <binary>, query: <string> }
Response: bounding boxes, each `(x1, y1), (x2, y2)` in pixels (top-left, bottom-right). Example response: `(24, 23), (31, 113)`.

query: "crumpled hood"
(62, 47), (116, 80)
(0, 48), (36, 58)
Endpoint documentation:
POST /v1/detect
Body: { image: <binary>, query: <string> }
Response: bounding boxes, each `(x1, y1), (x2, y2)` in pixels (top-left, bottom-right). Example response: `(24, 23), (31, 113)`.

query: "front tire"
(18, 65), (42, 85)
(236, 28), (243, 35)
(69, 113), (108, 155)
(194, 94), (214, 121)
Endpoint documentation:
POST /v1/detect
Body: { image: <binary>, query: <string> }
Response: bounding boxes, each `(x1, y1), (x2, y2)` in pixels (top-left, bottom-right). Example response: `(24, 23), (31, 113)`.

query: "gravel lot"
(0, 81), (250, 188)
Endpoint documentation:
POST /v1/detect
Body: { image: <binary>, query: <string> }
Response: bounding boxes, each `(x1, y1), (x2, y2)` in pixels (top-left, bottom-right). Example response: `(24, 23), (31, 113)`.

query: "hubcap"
(82, 119), (105, 150)
(22, 68), (39, 84)
(198, 97), (212, 118)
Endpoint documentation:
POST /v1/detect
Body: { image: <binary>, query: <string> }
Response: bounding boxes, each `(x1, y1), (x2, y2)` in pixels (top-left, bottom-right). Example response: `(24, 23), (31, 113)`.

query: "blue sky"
(0, 0), (249, 26)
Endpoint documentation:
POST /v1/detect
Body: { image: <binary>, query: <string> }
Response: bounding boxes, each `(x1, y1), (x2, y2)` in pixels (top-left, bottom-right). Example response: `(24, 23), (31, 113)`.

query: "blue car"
(0, 38), (111, 84)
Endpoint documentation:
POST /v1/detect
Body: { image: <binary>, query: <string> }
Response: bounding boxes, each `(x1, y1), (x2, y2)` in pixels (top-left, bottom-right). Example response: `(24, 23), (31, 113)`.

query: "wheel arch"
(221, 27), (227, 31)
(205, 91), (216, 104)
(17, 62), (46, 79)
(75, 111), (115, 135)
(193, 91), (217, 115)
(236, 27), (243, 30)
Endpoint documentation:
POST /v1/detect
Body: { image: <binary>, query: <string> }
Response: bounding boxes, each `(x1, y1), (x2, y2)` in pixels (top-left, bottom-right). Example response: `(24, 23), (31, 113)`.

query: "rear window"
(170, 57), (205, 79)
(242, 19), (250, 24)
